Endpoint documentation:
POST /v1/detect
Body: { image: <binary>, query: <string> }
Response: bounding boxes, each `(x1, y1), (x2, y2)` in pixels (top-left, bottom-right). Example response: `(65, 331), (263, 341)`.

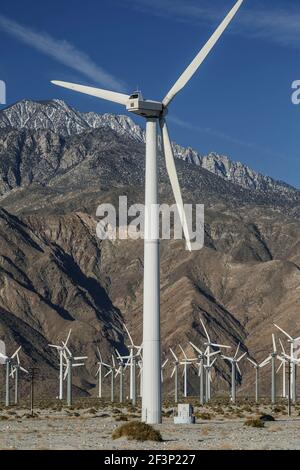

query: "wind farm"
(0, 0), (300, 453)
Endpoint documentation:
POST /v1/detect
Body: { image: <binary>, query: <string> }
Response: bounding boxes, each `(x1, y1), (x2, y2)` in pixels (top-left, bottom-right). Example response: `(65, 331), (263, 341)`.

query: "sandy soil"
(0, 404), (300, 450)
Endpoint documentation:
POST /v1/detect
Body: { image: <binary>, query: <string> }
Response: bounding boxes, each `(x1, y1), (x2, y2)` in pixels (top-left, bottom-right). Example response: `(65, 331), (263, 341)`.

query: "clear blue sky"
(0, 0), (299, 187)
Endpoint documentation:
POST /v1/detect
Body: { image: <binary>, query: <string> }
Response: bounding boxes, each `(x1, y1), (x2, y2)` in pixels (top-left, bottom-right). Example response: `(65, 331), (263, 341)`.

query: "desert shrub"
(112, 421), (162, 442)
(87, 408), (97, 414)
(244, 417), (265, 428)
(0, 415), (9, 421)
(115, 414), (128, 422)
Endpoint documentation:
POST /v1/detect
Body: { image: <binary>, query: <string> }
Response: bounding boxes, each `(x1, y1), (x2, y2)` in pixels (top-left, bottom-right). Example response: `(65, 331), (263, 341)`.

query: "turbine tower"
(0, 345), (22, 407)
(51, 0), (244, 423)
(48, 329), (72, 400)
(170, 348), (180, 403)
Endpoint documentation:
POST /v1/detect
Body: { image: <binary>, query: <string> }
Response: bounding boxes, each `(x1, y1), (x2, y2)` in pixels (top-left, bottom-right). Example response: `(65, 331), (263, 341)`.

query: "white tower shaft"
(142, 118), (161, 424)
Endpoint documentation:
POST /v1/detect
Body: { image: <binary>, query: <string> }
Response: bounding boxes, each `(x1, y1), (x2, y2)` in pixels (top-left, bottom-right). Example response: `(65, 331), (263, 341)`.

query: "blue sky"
(0, 0), (299, 187)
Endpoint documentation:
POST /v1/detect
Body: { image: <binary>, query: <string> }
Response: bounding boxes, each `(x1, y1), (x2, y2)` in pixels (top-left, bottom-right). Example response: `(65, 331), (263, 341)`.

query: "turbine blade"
(160, 117), (192, 251)
(200, 318), (211, 343)
(179, 344), (188, 359)
(211, 343), (231, 349)
(272, 334), (277, 353)
(279, 338), (286, 354)
(247, 357), (257, 367)
(162, 358), (169, 368)
(65, 329), (72, 346)
(236, 362), (242, 375)
(51, 81), (129, 106)
(171, 366), (176, 378)
(11, 346), (21, 359)
(97, 346), (103, 363)
(234, 342), (240, 359)
(237, 352), (247, 362)
(189, 341), (202, 355)
(273, 323), (293, 340)
(276, 362), (283, 374)
(169, 347), (179, 362)
(123, 323), (134, 346)
(162, 0), (244, 107)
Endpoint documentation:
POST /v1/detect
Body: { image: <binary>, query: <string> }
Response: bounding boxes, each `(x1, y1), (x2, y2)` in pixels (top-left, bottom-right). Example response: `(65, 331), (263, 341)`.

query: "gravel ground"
(0, 405), (300, 450)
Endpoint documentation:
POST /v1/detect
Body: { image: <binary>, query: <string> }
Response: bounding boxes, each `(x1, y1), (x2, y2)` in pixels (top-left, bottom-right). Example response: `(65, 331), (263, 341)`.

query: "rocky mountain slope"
(0, 99), (299, 400)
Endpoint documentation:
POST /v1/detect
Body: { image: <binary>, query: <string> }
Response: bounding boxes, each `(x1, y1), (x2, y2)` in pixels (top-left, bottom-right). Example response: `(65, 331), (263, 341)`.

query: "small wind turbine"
(51, 0), (244, 424)
(0, 344), (22, 407)
(260, 334), (278, 404)
(115, 349), (130, 403)
(123, 323), (141, 406)
(62, 340), (87, 407)
(170, 348), (180, 403)
(247, 357), (261, 403)
(200, 318), (231, 401)
(161, 358), (169, 384)
(222, 343), (247, 403)
(104, 355), (118, 402)
(48, 329), (72, 400)
(9, 349), (28, 405)
(179, 345), (197, 398)
(190, 341), (219, 406)
(95, 347), (111, 399)
(276, 339), (288, 399)
(273, 323), (300, 403)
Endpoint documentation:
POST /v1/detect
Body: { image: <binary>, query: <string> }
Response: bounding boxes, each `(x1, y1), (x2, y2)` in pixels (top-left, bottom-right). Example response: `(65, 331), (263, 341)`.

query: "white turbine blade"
(49, 344), (61, 350)
(272, 334), (277, 352)
(170, 366), (176, 378)
(115, 349), (122, 361)
(210, 343), (231, 349)
(162, 0), (244, 107)
(65, 329), (72, 346)
(104, 369), (112, 378)
(72, 363), (84, 367)
(159, 118), (192, 251)
(222, 356), (233, 362)
(209, 350), (220, 358)
(200, 318), (211, 343)
(279, 338), (286, 355)
(276, 362), (283, 374)
(273, 323), (293, 341)
(169, 347), (179, 362)
(162, 358), (169, 368)
(295, 336), (300, 342)
(123, 323), (134, 346)
(236, 363), (242, 375)
(51, 81), (129, 106)
(210, 357), (217, 367)
(234, 342), (240, 359)
(237, 352), (247, 362)
(63, 364), (69, 380)
(96, 346), (103, 363)
(112, 355), (116, 368)
(74, 356), (88, 361)
(179, 344), (188, 359)
(247, 357), (257, 367)
(259, 356), (271, 368)
(11, 346), (21, 359)
(189, 341), (202, 355)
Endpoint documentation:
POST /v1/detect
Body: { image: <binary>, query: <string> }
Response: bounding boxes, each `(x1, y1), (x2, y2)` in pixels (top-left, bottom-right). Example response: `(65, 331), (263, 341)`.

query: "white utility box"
(174, 404), (195, 424)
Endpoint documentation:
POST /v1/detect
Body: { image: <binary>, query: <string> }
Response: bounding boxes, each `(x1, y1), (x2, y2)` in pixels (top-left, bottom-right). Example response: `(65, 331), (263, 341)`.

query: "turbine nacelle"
(126, 92), (163, 118)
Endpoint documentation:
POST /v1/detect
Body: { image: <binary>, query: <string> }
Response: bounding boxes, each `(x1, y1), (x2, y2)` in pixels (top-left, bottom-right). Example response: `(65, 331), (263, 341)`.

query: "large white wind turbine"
(51, 0), (243, 423)
(179, 344), (197, 398)
(95, 347), (111, 399)
(48, 329), (72, 400)
(273, 323), (300, 403)
(199, 318), (231, 401)
(222, 343), (247, 403)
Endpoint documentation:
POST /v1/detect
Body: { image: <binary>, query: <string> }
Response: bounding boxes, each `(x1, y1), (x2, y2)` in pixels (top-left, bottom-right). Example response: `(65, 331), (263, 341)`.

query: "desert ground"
(0, 399), (300, 450)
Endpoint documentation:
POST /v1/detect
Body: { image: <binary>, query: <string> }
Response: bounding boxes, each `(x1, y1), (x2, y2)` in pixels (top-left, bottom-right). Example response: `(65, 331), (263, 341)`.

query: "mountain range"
(0, 98), (299, 400)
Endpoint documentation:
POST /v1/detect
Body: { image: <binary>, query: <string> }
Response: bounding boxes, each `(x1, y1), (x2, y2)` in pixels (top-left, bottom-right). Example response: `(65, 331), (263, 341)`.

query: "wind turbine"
(104, 354), (118, 402)
(95, 347), (111, 399)
(161, 358), (169, 384)
(179, 345), (197, 398)
(123, 323), (141, 406)
(115, 349), (130, 403)
(190, 341), (219, 405)
(0, 345), (22, 407)
(222, 343), (247, 403)
(48, 329), (72, 400)
(51, 0), (244, 423)
(273, 323), (300, 403)
(9, 350), (28, 405)
(260, 334), (278, 404)
(200, 318), (231, 401)
(62, 340), (87, 407)
(276, 339), (288, 399)
(170, 348), (180, 403)
(247, 357), (261, 403)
